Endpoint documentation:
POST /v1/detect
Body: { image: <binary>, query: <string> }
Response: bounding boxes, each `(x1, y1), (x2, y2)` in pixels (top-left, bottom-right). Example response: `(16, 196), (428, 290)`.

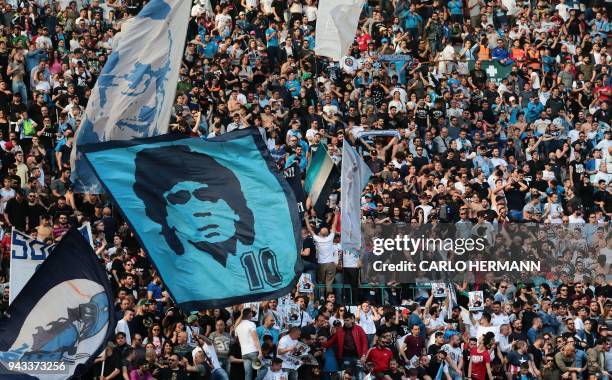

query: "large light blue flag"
(81, 130), (302, 310)
(340, 142), (372, 251)
(70, 0), (191, 193)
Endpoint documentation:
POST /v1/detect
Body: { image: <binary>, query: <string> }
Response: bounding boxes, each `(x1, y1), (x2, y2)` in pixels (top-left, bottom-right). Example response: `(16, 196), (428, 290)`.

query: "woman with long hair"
(329, 305), (347, 327)
(143, 323), (165, 356)
(161, 340), (174, 361)
(47, 49), (63, 75)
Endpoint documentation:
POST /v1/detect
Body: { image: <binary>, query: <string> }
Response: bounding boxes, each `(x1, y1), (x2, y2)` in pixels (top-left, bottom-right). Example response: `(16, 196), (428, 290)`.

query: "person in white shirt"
(191, 334), (230, 380)
(292, 295), (314, 327)
(438, 42), (457, 74)
(555, 0), (571, 21)
(276, 327), (302, 380)
(490, 301), (510, 326)
(490, 148), (508, 169)
(356, 301), (380, 347)
(261, 357), (288, 380)
(235, 308), (263, 380)
(305, 211), (339, 295)
(191, 0), (213, 17)
(115, 309), (134, 345)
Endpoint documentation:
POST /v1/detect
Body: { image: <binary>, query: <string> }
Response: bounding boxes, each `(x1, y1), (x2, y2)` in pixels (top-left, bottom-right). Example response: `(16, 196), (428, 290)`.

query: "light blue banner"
(82, 130), (302, 310)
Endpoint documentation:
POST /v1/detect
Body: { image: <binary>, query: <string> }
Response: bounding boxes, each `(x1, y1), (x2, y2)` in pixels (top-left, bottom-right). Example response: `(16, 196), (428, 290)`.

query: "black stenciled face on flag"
(83, 130), (302, 308)
(133, 145), (256, 267)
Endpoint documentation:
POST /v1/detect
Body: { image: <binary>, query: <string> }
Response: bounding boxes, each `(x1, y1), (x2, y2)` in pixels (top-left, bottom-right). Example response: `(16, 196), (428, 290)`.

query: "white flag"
(70, 0), (190, 193)
(341, 143), (372, 251)
(314, 0), (365, 61)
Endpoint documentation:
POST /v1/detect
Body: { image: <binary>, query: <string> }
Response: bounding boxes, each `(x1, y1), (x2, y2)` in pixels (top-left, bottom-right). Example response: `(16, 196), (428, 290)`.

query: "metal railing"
(311, 283), (431, 305)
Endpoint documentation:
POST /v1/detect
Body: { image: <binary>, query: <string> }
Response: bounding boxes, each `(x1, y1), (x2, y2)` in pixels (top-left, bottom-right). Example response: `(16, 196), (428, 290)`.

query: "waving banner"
(9, 224), (94, 304)
(82, 130), (302, 310)
(70, 0), (191, 193)
(341, 142), (372, 251)
(0, 229), (114, 379)
(315, 0), (366, 61)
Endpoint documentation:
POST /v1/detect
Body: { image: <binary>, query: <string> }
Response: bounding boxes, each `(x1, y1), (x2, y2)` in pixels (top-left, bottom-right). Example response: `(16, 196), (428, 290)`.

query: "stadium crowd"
(0, 0), (611, 379)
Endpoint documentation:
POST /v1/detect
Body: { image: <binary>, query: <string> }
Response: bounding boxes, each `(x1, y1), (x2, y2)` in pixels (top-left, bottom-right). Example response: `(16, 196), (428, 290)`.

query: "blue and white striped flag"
(304, 144), (340, 215)
(70, 0), (191, 193)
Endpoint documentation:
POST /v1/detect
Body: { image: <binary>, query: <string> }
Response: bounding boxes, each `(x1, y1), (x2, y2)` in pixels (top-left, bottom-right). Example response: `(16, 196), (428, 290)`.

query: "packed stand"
(0, 0), (611, 379)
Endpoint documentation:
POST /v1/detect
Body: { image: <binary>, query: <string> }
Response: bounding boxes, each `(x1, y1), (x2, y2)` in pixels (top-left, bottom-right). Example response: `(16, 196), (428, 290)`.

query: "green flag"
(468, 60), (515, 83)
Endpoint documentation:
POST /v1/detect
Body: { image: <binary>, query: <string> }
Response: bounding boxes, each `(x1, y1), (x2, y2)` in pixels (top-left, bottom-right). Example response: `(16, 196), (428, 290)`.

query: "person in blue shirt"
(285, 71), (301, 97)
(492, 39), (513, 65)
(256, 314), (280, 345)
(398, 4), (422, 40)
(147, 275), (164, 310)
(285, 145), (308, 171)
(201, 34), (218, 59)
(269, 141), (287, 164)
(524, 96), (544, 123)
(527, 317), (543, 344)
(447, 0), (463, 23)
(265, 21), (280, 68)
(473, 147), (493, 177)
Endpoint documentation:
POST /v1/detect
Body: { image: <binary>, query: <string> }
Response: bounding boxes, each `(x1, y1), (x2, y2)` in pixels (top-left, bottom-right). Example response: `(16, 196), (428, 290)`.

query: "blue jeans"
(508, 209), (523, 222)
(284, 369), (298, 380)
(366, 334), (375, 348)
(242, 352), (259, 380)
(342, 356), (364, 380)
(211, 368), (229, 380)
(12, 81), (27, 103)
(218, 358), (230, 374)
(448, 367), (463, 380)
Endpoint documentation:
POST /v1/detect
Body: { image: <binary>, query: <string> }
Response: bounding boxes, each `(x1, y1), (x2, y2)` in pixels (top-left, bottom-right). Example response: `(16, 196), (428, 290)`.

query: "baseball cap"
(187, 315), (198, 324)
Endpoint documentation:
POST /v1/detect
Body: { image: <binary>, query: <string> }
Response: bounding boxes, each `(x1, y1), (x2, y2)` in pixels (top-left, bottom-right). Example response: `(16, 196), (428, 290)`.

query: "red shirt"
(366, 346), (393, 373)
(403, 335), (426, 359)
(595, 85), (611, 102)
(356, 33), (372, 51)
(469, 347), (491, 380)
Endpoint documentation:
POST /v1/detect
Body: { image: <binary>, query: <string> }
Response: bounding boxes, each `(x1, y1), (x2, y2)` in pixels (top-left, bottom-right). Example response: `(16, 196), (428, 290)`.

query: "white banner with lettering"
(8, 224), (93, 304)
